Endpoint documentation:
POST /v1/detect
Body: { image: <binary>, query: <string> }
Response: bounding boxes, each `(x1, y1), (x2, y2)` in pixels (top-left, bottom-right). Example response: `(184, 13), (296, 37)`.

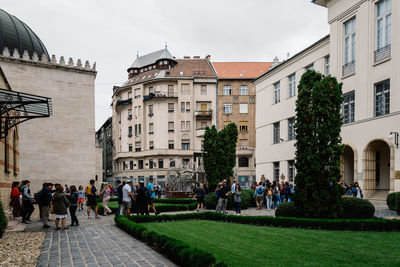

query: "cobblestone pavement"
(28, 209), (176, 267)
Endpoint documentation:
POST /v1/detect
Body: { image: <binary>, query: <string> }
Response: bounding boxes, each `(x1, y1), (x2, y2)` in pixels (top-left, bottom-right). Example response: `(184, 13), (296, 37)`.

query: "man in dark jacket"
(38, 183), (53, 229)
(135, 182), (150, 215)
(116, 180), (123, 215)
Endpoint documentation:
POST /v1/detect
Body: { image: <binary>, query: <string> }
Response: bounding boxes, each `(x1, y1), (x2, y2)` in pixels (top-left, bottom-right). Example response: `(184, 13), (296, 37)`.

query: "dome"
(0, 9), (49, 60)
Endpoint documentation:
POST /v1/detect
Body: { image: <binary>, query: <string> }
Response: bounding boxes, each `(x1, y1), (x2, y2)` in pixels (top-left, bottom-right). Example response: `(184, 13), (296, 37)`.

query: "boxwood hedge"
(0, 200), (7, 238)
(387, 192), (400, 211)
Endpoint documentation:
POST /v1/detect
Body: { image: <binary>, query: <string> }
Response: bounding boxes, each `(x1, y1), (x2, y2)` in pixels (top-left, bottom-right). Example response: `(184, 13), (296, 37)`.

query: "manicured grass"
(145, 220), (400, 266)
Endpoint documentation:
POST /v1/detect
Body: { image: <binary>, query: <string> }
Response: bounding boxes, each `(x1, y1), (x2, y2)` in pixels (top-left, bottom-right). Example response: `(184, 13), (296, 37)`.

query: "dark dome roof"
(0, 9), (49, 60)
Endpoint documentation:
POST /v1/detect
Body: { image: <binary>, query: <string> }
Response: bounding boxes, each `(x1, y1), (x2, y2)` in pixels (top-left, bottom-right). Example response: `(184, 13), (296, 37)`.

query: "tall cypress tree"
(293, 70), (344, 218)
(203, 123), (238, 191)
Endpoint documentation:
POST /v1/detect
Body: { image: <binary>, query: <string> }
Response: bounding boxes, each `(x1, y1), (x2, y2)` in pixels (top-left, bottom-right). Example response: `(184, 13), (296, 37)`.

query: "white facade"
(256, 0), (400, 197)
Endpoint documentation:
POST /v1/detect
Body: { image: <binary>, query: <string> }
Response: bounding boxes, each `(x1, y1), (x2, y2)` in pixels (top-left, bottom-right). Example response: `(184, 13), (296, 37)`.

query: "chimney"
(183, 56), (190, 59)
(193, 56), (200, 59)
(205, 55), (211, 61)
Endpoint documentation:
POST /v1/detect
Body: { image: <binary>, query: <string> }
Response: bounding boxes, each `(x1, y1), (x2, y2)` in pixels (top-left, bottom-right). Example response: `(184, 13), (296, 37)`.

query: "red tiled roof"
(212, 62), (272, 79)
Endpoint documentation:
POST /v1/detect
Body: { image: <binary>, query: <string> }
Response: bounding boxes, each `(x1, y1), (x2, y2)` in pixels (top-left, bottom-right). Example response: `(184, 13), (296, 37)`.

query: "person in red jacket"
(10, 181), (21, 219)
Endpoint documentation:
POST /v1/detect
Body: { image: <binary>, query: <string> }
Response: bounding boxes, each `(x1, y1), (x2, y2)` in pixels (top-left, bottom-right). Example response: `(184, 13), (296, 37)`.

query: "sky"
(2, 0), (329, 130)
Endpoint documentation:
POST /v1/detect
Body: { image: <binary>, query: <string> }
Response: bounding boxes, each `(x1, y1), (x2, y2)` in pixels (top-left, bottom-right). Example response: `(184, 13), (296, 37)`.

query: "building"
(0, 9), (97, 194)
(112, 49), (217, 189)
(212, 62), (272, 188)
(255, 0), (400, 198)
(95, 117), (113, 183)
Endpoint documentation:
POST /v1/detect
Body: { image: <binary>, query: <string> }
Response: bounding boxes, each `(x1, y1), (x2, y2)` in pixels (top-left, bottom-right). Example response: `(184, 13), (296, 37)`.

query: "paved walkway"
(25, 209), (176, 267)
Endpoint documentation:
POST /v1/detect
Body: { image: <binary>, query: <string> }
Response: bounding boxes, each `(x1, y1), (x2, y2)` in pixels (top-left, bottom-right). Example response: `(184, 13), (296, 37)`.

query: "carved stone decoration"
(51, 55), (57, 64)
(68, 58), (74, 67)
(22, 50), (30, 60)
(40, 53), (48, 62)
(2, 47), (10, 57)
(84, 60), (90, 70)
(32, 52), (39, 62)
(91, 62), (96, 71)
(76, 59), (82, 68)
(12, 48), (20, 59)
(59, 56), (65, 66)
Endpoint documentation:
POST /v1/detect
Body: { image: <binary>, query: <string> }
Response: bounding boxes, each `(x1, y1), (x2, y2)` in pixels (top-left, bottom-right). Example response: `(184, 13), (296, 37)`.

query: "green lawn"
(145, 220), (400, 267)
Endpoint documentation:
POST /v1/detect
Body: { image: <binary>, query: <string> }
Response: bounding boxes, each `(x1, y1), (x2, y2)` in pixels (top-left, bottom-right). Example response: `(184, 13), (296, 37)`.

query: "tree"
(203, 123), (238, 191)
(293, 70), (344, 218)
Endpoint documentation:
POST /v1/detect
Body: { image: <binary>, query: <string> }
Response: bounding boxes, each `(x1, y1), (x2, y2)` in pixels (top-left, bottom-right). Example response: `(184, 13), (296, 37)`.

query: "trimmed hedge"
(155, 198), (197, 204)
(0, 200), (7, 238)
(97, 201), (197, 215)
(387, 192), (400, 211)
(205, 189), (255, 211)
(397, 193), (400, 215)
(276, 197), (375, 219)
(123, 212), (400, 231)
(115, 216), (218, 266)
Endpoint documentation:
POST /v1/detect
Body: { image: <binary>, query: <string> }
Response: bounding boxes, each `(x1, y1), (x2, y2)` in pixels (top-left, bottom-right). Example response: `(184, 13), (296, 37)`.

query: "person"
(231, 179), (237, 194)
(147, 177), (159, 215)
(285, 182), (292, 202)
(195, 183), (206, 211)
(266, 185), (273, 210)
(35, 183), (47, 221)
(10, 181), (21, 219)
(68, 185), (79, 226)
(273, 185), (280, 208)
(65, 184), (70, 195)
(355, 182), (363, 198)
(53, 185), (70, 230)
(135, 181), (149, 215)
(215, 181), (222, 211)
(37, 183), (53, 229)
(254, 182), (265, 210)
(233, 184), (242, 215)
(215, 180), (230, 214)
(77, 185), (85, 211)
(101, 183), (112, 215)
(280, 183), (287, 203)
(122, 180), (133, 216)
(21, 180), (35, 224)
(115, 180), (122, 215)
(86, 179), (100, 219)
(156, 184), (162, 198)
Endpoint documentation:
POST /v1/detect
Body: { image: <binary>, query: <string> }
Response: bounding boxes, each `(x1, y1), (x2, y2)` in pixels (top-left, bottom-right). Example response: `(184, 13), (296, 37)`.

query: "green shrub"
(0, 200), (7, 238)
(342, 197), (375, 219)
(396, 194), (400, 215)
(275, 202), (304, 218)
(387, 192), (397, 211)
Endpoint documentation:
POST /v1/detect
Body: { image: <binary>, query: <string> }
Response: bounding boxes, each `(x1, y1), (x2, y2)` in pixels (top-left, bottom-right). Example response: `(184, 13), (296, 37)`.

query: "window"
(148, 105), (154, 116)
(149, 123), (154, 134)
(325, 55), (330, 75)
(201, 85), (207, 95)
(223, 85), (232, 95)
(130, 161), (134, 170)
(375, 80), (390, 117)
(128, 144), (132, 152)
(182, 159), (190, 168)
(181, 84), (190, 94)
(376, 0), (391, 50)
(343, 91), (355, 124)
(186, 102), (190, 112)
(134, 106), (140, 118)
(223, 103), (232, 114)
(148, 86), (154, 94)
(273, 162), (280, 182)
(168, 85), (174, 96)
(158, 159), (164, 169)
(149, 159), (153, 169)
(168, 103), (174, 113)
(288, 74), (296, 98)
(288, 160), (295, 183)
(168, 140), (174, 149)
(128, 126), (132, 137)
(305, 64), (314, 71)
(135, 142), (141, 152)
(182, 139), (190, 150)
(238, 157), (249, 168)
(128, 92), (132, 99)
(249, 96), (255, 104)
(134, 88), (141, 99)
(273, 122), (280, 144)
(239, 103), (248, 114)
(181, 121), (190, 132)
(181, 102), (190, 112)
(288, 117), (295, 141)
(128, 108), (132, 120)
(239, 121), (248, 132)
(134, 124), (141, 135)
(274, 82), (280, 104)
(240, 85), (248, 95)
(138, 160), (143, 169)
(149, 141), (154, 150)
(344, 17), (356, 65)
(168, 122), (174, 132)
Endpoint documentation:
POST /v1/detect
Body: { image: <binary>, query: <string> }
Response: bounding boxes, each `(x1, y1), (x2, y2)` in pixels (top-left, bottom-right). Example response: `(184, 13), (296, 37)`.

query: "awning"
(0, 88), (52, 138)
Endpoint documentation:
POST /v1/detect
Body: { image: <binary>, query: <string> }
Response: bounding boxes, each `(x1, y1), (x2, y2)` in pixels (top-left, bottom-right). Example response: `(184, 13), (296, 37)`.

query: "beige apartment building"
(213, 62), (271, 188)
(112, 49), (217, 188)
(255, 0), (400, 199)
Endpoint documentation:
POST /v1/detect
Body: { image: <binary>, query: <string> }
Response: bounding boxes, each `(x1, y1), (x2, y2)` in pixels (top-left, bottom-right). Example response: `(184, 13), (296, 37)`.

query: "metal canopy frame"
(0, 88), (52, 138)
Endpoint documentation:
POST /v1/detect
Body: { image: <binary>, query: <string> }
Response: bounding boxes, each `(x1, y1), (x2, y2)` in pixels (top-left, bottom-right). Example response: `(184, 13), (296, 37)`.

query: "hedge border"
(123, 212), (400, 232)
(95, 197), (197, 204)
(98, 201), (197, 215)
(0, 200), (7, 238)
(115, 216), (219, 266)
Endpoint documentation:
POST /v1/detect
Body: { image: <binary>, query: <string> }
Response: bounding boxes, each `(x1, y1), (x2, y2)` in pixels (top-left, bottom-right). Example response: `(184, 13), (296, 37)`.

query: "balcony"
(374, 45), (391, 63)
(196, 128), (206, 137)
(342, 61), (355, 77)
(195, 110), (212, 119)
(116, 98), (132, 107)
(143, 92), (178, 101)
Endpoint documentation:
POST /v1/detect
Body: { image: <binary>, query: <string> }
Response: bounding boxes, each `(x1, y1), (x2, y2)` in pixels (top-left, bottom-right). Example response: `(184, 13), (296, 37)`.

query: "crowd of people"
(251, 180), (295, 210)
(343, 182), (363, 198)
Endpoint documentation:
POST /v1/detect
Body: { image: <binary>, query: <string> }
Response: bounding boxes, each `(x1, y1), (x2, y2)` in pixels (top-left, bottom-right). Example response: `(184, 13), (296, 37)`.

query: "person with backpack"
(21, 180), (35, 224)
(86, 179), (100, 219)
(135, 181), (150, 215)
(37, 183), (53, 229)
(147, 177), (160, 215)
(68, 185), (79, 226)
(254, 182), (265, 210)
(273, 185), (280, 208)
(266, 185), (273, 210)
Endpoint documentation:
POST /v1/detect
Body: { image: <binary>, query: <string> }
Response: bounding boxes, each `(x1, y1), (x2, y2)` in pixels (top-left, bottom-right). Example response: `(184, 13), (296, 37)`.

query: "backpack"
(257, 186), (264, 194)
(85, 185), (93, 196)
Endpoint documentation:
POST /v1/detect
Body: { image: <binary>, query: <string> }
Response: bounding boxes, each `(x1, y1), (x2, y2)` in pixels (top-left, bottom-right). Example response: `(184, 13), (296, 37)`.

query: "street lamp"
(388, 132), (399, 148)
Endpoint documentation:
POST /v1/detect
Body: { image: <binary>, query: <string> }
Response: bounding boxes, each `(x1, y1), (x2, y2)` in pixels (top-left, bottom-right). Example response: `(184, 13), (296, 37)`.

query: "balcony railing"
(374, 44), (391, 63)
(342, 61), (355, 77)
(116, 98), (132, 107)
(195, 110), (212, 119)
(143, 92), (178, 101)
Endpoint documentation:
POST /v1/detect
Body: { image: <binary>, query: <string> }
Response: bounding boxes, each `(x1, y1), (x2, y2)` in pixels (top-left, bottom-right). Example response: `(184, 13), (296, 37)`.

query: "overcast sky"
(2, 0), (329, 130)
